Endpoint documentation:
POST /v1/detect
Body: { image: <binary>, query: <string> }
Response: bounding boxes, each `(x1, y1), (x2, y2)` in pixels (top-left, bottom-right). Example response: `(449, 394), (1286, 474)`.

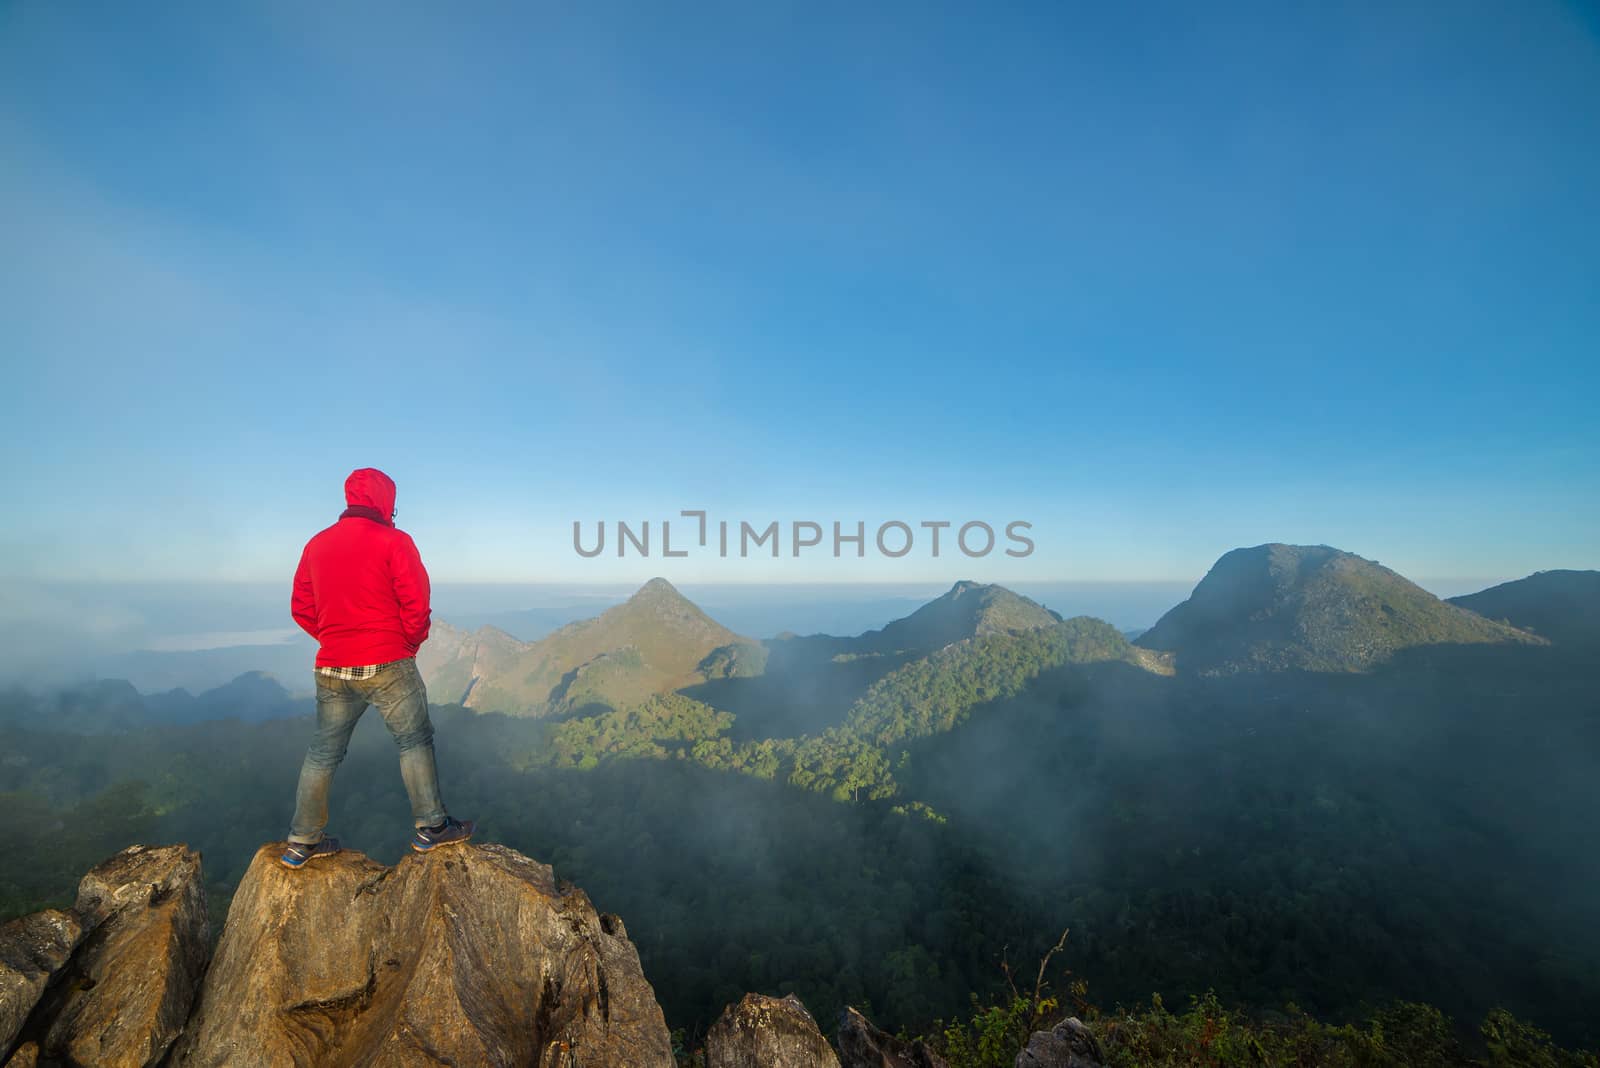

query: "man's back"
(281, 466), (470, 870)
(291, 468), (431, 668)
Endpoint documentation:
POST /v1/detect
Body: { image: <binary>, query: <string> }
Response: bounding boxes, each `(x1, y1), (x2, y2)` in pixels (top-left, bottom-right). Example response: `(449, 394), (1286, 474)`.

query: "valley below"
(3, 547), (1597, 1062)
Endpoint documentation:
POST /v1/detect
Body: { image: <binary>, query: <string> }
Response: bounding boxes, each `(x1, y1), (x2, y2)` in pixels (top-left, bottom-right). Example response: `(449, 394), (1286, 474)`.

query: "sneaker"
(280, 837), (341, 869)
(412, 816), (475, 853)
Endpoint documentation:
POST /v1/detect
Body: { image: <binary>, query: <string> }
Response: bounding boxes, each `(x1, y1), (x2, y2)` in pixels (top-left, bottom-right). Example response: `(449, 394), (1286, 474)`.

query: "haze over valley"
(5, 545), (1597, 1055)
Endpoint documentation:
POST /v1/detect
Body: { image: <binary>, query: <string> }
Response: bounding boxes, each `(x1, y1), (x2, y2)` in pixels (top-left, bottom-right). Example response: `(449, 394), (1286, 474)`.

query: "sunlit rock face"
(706, 992), (842, 1068)
(1, 844), (208, 1068)
(170, 841), (675, 1068)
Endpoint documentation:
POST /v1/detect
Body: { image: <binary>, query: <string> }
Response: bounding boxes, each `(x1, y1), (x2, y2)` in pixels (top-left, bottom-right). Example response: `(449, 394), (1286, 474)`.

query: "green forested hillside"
(536, 616), (1141, 802)
(1138, 544), (1540, 674)
(1448, 569), (1600, 648)
(853, 579), (1061, 653)
(4, 635), (1595, 1055)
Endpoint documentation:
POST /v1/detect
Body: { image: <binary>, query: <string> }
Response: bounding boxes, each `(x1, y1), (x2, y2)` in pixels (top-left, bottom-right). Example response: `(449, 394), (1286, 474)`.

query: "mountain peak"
(860, 581), (1059, 653)
(631, 576), (685, 601)
(1138, 543), (1539, 674)
(472, 623), (526, 647)
(612, 578), (730, 633)
(421, 578), (755, 716)
(213, 670), (288, 694)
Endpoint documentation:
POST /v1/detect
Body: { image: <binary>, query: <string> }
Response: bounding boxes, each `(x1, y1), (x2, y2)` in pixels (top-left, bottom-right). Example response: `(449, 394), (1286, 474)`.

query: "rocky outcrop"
(171, 841), (674, 1067)
(1015, 1016), (1104, 1068)
(8, 839), (905, 1068)
(707, 992), (841, 1068)
(0, 910), (84, 1056)
(3, 1041), (38, 1067)
(37, 844), (209, 1067)
(838, 1005), (948, 1068)
(0, 845), (207, 1068)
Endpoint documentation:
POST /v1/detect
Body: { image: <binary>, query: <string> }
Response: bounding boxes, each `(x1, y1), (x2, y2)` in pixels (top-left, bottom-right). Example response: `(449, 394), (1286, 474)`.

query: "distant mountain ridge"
(18, 554), (1585, 727)
(1448, 569), (1600, 648)
(425, 578), (1069, 719)
(427, 552), (1564, 716)
(1136, 543), (1541, 675)
(0, 672), (305, 733)
(418, 577), (764, 717)
(853, 579), (1061, 653)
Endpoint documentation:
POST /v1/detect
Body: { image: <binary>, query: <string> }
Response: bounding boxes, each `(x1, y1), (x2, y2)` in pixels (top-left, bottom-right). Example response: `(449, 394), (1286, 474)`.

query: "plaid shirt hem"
(316, 657), (412, 681)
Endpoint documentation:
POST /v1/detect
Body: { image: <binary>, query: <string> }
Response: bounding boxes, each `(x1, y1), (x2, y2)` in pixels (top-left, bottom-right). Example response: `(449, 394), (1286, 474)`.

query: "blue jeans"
(288, 657), (448, 845)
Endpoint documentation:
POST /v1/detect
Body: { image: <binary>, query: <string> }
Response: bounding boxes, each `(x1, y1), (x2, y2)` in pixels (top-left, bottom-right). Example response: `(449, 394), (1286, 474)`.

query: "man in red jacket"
(283, 467), (474, 868)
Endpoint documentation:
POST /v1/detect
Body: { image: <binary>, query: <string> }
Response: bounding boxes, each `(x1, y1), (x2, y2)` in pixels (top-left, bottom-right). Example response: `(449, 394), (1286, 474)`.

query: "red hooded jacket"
(291, 468), (432, 668)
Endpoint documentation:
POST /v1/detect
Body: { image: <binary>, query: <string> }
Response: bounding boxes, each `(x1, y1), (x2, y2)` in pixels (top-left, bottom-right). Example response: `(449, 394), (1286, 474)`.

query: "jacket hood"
(344, 468), (397, 521)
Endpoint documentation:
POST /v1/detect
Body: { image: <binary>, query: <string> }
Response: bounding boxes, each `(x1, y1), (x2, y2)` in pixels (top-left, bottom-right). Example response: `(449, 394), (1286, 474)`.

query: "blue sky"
(2, 1), (1596, 586)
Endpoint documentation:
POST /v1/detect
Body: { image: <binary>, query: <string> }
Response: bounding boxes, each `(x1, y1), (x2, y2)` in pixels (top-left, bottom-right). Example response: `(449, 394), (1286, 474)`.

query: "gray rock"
(838, 1005), (948, 1068)
(0, 909), (84, 1056)
(707, 993), (842, 1068)
(1015, 1015), (1105, 1068)
(171, 841), (674, 1067)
